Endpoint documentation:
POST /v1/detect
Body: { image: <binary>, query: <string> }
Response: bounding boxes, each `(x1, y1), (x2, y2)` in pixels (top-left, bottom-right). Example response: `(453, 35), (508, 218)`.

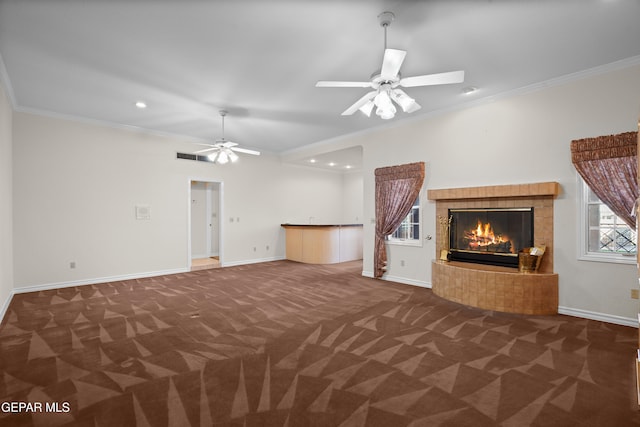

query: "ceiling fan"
(193, 110), (260, 164)
(316, 11), (465, 120)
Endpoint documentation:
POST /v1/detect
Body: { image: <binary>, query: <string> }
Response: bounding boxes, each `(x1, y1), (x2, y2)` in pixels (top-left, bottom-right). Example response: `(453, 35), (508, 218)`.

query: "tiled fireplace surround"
(428, 182), (560, 315)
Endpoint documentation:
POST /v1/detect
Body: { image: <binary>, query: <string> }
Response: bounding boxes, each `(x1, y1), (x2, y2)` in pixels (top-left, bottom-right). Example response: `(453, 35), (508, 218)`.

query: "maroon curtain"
(374, 162), (425, 278)
(570, 131), (638, 227)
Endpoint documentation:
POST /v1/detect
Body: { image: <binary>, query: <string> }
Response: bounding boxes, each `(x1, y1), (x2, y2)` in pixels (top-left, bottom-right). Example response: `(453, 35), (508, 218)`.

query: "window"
(387, 195), (421, 245)
(579, 177), (636, 264)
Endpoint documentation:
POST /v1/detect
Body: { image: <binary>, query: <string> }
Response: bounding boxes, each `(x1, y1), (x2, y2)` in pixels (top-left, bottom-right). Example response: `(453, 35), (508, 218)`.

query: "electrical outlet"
(631, 289), (639, 299)
(70, 261), (76, 269)
(266, 245), (269, 251)
(400, 260), (405, 267)
(253, 247), (257, 252)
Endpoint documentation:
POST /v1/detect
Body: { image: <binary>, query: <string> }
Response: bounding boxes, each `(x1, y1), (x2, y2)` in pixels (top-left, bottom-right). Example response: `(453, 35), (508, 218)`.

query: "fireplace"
(448, 207), (534, 268)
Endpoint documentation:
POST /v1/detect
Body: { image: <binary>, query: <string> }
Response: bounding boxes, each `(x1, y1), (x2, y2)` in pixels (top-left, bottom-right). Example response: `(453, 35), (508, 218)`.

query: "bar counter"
(281, 224), (363, 264)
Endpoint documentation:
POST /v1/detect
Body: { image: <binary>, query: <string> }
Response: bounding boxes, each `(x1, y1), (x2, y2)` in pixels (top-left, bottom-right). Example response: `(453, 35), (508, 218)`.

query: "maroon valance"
(570, 131), (638, 227)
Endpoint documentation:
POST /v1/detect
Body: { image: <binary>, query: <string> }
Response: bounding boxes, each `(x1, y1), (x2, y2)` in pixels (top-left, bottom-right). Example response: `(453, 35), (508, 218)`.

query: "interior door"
(189, 180), (222, 266)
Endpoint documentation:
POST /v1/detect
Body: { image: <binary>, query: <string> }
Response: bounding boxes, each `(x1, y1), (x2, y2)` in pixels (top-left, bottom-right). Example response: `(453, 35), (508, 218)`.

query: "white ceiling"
(1, 0), (639, 163)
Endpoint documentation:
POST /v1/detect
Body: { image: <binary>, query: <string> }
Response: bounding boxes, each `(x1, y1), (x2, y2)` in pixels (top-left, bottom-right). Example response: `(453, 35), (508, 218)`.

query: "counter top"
(281, 224), (363, 228)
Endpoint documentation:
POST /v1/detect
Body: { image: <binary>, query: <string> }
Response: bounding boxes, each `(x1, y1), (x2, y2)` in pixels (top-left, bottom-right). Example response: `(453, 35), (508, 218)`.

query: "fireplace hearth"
(449, 207), (534, 268)
(428, 182), (559, 314)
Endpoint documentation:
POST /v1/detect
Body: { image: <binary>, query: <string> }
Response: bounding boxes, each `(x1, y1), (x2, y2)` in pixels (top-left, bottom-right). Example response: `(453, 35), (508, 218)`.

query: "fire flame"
(476, 221), (493, 239)
(465, 220), (513, 252)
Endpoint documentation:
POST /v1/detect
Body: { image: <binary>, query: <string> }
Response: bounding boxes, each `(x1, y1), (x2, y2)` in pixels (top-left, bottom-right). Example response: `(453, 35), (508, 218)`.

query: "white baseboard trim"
(222, 256), (286, 268)
(0, 291), (14, 328)
(12, 267), (190, 295)
(362, 270), (432, 289)
(558, 306), (638, 328)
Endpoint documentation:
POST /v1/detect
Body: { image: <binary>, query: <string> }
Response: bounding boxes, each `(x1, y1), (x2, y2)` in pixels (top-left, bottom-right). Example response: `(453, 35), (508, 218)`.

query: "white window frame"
(386, 191), (423, 247)
(577, 176), (636, 265)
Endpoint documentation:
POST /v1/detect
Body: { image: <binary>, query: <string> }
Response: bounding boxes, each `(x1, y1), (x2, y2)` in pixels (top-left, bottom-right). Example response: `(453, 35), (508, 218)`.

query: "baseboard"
(558, 306), (638, 328)
(0, 291), (14, 327)
(222, 256), (286, 268)
(362, 270), (432, 289)
(12, 267), (190, 295)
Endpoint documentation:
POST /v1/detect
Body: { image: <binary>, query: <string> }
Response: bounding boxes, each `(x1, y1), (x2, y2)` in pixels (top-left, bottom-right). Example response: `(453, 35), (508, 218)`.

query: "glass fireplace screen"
(448, 207), (534, 267)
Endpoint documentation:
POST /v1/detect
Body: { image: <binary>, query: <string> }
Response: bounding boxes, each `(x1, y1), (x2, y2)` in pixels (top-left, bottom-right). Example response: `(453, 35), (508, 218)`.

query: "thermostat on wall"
(136, 204), (151, 220)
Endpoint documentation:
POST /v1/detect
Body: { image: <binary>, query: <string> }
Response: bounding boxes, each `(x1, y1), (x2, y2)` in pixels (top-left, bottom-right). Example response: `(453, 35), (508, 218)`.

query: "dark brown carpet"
(0, 260), (638, 426)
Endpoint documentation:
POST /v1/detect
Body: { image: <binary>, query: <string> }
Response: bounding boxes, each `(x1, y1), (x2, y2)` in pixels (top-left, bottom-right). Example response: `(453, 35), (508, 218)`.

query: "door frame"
(187, 178), (224, 268)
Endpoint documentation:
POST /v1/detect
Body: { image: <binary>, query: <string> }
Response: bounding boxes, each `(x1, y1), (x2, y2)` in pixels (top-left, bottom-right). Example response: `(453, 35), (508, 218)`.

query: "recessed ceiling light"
(328, 162), (336, 167)
(345, 165), (352, 169)
(135, 101), (147, 109)
(461, 86), (477, 95)
(309, 159), (316, 163)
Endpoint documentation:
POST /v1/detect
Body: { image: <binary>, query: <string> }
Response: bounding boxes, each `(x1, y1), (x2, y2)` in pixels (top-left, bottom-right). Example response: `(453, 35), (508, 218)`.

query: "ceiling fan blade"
(194, 147), (217, 154)
(399, 70), (465, 88)
(316, 81), (373, 88)
(380, 49), (406, 80)
(230, 147), (261, 156)
(342, 90), (378, 116)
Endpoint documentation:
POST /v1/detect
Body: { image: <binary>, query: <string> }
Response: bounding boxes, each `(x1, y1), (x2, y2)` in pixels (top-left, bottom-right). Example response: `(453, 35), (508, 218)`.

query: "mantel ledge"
(427, 182), (560, 201)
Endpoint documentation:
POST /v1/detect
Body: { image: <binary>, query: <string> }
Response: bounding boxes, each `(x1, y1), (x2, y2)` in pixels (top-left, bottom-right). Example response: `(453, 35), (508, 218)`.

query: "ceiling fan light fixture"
(228, 150), (239, 163)
(376, 106), (395, 120)
(359, 101), (375, 117)
(374, 88), (396, 119)
(390, 89), (420, 113)
(193, 110), (260, 164)
(316, 11), (464, 120)
(208, 151), (219, 162)
(217, 150), (229, 164)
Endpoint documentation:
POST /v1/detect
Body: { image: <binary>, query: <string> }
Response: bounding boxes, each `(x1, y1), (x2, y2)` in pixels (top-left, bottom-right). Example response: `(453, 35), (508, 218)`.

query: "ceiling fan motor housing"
(378, 11), (395, 27)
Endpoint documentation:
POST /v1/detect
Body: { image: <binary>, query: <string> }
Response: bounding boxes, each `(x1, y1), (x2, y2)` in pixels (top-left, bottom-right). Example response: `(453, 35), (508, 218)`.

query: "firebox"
(448, 207), (534, 268)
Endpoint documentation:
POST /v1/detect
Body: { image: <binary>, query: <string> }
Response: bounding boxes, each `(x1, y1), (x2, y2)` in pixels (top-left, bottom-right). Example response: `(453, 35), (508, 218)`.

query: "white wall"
(341, 171), (363, 224)
(0, 82), (13, 314)
(12, 112), (347, 288)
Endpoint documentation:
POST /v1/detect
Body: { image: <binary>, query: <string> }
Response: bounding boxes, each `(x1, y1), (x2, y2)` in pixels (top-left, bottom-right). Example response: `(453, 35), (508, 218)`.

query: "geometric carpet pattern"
(0, 260), (638, 426)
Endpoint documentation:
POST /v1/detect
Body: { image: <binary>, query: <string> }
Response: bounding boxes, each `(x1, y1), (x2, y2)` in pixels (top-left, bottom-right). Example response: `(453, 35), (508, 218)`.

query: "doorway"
(189, 180), (222, 271)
